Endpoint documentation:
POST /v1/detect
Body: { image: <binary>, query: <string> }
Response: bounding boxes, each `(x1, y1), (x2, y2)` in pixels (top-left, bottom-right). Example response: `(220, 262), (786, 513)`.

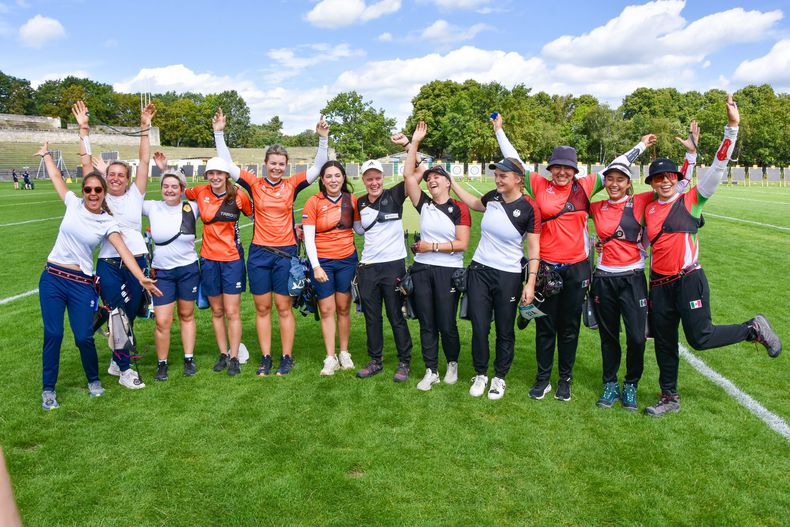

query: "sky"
(1, 0), (789, 133)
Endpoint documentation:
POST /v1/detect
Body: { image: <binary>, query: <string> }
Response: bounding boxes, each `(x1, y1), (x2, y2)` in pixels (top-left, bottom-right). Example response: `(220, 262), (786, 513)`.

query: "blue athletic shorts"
(153, 261), (200, 306)
(200, 257), (246, 297)
(247, 244), (297, 296)
(311, 252), (359, 300)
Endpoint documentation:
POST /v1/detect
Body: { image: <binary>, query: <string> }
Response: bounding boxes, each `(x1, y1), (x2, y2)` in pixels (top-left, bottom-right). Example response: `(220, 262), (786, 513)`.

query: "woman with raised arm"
(73, 101), (156, 390)
(450, 155), (540, 400)
(494, 114), (648, 402)
(213, 109), (328, 376)
(36, 142), (161, 410)
(301, 161), (358, 376)
(143, 169), (200, 382)
(643, 95), (781, 417)
(402, 122), (471, 391)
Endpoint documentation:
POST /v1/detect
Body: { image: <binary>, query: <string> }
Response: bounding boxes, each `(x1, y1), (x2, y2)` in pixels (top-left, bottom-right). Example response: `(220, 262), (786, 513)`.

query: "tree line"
(2, 70), (788, 166)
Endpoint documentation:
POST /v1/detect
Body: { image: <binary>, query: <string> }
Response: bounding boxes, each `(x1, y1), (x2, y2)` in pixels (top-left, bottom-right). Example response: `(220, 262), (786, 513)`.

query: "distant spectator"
(11, 169), (19, 190)
(22, 170), (31, 190)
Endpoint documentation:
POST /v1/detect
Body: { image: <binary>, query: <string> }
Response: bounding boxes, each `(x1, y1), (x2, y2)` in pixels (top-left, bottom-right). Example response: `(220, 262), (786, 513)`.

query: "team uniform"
(302, 191), (359, 299)
(468, 191), (540, 380)
(40, 191), (120, 394)
(354, 182), (413, 366)
(185, 185), (252, 297)
(142, 200), (199, 305)
(411, 193), (471, 374)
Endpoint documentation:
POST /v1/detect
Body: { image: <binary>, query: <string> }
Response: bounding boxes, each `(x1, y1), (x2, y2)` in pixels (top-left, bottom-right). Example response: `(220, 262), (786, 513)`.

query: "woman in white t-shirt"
(73, 101), (156, 389)
(36, 142), (160, 411)
(143, 171), (200, 382)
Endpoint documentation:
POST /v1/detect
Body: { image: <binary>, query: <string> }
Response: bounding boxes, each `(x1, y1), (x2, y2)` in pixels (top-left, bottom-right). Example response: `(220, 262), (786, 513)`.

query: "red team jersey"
(185, 184), (252, 261)
(589, 191), (653, 268)
(301, 192), (358, 260)
(644, 188), (706, 276)
(236, 170), (310, 247)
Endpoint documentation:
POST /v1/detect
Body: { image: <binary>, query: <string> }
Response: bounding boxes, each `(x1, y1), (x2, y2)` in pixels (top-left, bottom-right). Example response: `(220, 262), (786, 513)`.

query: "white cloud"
(419, 19), (491, 44)
(424, 0), (492, 9)
(31, 70), (90, 89)
(18, 14), (65, 48)
(377, 32), (393, 42)
(265, 43), (364, 83)
(305, 0), (401, 29)
(733, 38), (790, 90)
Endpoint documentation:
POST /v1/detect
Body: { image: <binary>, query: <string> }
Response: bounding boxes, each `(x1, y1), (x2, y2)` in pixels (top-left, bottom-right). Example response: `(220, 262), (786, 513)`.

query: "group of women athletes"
(37, 95), (781, 416)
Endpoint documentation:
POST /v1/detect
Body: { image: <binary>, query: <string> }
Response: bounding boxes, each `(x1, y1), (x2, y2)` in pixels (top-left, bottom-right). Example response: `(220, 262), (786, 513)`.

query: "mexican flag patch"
(689, 299), (703, 310)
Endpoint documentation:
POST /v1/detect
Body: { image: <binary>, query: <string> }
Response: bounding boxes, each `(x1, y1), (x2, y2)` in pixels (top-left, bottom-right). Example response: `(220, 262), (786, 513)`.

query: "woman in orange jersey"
(212, 108), (329, 377)
(301, 161), (358, 376)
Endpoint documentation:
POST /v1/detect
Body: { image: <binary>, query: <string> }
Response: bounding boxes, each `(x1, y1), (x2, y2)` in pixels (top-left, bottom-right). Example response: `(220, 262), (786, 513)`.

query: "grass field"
(0, 178), (788, 526)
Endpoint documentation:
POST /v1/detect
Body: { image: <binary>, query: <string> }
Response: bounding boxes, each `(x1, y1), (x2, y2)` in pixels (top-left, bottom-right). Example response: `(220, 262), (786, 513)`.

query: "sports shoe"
(42, 390), (59, 410)
(276, 355), (294, 376)
(183, 357), (197, 377)
(555, 379), (572, 402)
(87, 380), (105, 397)
(596, 382), (620, 408)
(320, 355), (340, 376)
(488, 377), (506, 400)
(119, 368), (145, 390)
(416, 369), (440, 391)
(469, 375), (488, 397)
(645, 393), (680, 417)
(213, 353), (229, 372)
(107, 359), (121, 377)
(622, 383), (638, 411)
(356, 359), (383, 378)
(393, 362), (410, 382)
(256, 355), (273, 376)
(155, 362), (168, 381)
(749, 314), (782, 358)
(227, 357), (241, 377)
(338, 351), (354, 370)
(528, 380), (551, 400)
(444, 361), (458, 385)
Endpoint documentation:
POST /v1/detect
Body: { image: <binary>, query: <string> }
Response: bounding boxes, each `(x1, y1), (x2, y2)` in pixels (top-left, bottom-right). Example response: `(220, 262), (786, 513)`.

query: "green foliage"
(0, 71), (35, 114)
(247, 116), (284, 148)
(322, 91), (398, 162)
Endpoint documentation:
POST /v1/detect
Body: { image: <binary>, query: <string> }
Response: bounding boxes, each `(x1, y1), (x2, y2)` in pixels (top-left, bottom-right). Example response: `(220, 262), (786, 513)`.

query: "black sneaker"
(749, 314), (782, 358)
(183, 358), (197, 377)
(356, 359), (384, 378)
(227, 357), (241, 377)
(276, 355), (294, 376)
(256, 355), (273, 376)
(155, 362), (168, 381)
(555, 379), (572, 401)
(213, 353), (229, 372)
(528, 380), (551, 400)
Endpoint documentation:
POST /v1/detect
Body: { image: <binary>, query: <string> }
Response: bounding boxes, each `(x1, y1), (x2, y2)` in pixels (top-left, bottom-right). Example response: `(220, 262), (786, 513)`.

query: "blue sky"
(1, 0), (789, 133)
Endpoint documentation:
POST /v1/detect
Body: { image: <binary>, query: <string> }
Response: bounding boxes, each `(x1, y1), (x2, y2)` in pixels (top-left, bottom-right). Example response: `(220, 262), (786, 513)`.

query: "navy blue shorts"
(247, 244), (296, 296)
(311, 252), (358, 300)
(200, 257), (246, 297)
(153, 261), (200, 306)
(96, 255), (148, 323)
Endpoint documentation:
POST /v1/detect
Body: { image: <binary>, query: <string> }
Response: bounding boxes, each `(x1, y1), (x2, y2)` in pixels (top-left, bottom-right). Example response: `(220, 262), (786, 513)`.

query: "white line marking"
(0, 199), (61, 208)
(680, 345), (790, 442)
(463, 182), (484, 196)
(712, 196), (789, 206)
(0, 288), (39, 305)
(0, 216), (60, 227)
(703, 212), (789, 232)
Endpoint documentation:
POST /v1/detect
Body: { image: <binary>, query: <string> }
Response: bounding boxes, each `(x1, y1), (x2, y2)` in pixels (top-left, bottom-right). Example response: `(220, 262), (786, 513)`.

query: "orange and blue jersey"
(185, 184), (252, 261)
(301, 192), (358, 260)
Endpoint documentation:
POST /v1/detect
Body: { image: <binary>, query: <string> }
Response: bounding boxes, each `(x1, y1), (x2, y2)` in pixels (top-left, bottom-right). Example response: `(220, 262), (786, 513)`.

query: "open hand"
(92, 156), (109, 175)
(153, 151), (168, 171)
(212, 108), (226, 132)
(141, 103), (156, 127)
(726, 94), (740, 127)
(316, 115), (329, 138)
(141, 278), (163, 297)
(411, 121), (427, 145)
(34, 142), (49, 157)
(71, 101), (89, 128)
(641, 134), (657, 149)
(674, 121), (699, 154)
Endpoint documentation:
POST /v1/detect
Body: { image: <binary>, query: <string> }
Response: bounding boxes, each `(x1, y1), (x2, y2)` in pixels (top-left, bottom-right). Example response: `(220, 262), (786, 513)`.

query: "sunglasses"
(83, 186), (104, 194)
(651, 173), (678, 183)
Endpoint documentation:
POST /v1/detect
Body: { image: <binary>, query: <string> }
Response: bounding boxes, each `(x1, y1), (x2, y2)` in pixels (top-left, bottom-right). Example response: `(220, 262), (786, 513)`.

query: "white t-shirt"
(142, 200), (198, 270)
(47, 191), (120, 275)
(357, 182), (407, 264)
(414, 193), (471, 268)
(472, 190), (541, 273)
(99, 185), (147, 258)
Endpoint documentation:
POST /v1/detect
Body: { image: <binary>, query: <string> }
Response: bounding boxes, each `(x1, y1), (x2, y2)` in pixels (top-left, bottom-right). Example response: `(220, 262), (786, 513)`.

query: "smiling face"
(106, 162), (130, 197)
(425, 171), (450, 199)
(206, 169), (228, 193)
(161, 175), (183, 205)
(604, 171), (631, 200)
(82, 175), (106, 214)
(362, 169), (384, 199)
(265, 153), (288, 181)
(322, 166), (345, 196)
(494, 169), (523, 195)
(548, 164), (575, 187)
(650, 172), (678, 200)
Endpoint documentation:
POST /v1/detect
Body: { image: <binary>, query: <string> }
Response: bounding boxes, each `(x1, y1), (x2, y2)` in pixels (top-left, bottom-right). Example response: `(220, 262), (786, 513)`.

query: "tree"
(283, 128), (318, 147)
(247, 116), (284, 147)
(205, 91), (250, 147)
(321, 91), (397, 161)
(0, 71), (35, 114)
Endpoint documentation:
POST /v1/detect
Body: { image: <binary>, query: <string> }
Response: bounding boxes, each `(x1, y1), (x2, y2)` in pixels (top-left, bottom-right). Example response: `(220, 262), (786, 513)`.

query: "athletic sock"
(158, 360), (167, 366)
(184, 354), (194, 360)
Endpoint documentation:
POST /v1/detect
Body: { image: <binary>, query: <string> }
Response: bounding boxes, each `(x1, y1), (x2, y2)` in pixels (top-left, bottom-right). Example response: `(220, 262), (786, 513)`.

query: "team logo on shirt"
(513, 209), (521, 218)
(183, 204), (192, 213)
(204, 197), (210, 202)
(689, 299), (703, 310)
(581, 279), (590, 288)
(448, 206), (453, 213)
(648, 206), (656, 214)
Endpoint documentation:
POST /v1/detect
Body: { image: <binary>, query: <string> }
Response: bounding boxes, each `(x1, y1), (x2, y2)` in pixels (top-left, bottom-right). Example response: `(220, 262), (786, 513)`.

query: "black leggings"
(411, 262), (461, 372)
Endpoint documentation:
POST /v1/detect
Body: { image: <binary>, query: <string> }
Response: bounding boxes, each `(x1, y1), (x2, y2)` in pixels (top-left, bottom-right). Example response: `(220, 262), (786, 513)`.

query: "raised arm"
(107, 232), (163, 297)
(306, 116), (330, 184)
(212, 108), (241, 180)
(492, 113), (525, 166)
(698, 95), (739, 199)
(72, 101), (92, 176)
(593, 134), (655, 195)
(35, 142), (68, 201)
(135, 103), (156, 194)
(449, 177), (484, 212)
(403, 122), (427, 207)
(674, 121), (699, 193)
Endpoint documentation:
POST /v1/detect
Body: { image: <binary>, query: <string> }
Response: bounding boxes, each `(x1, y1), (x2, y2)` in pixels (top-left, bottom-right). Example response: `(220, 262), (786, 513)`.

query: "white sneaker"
(119, 368), (146, 390)
(320, 355), (340, 376)
(107, 359), (121, 377)
(416, 369), (440, 391)
(338, 351), (354, 370)
(469, 375), (488, 397)
(488, 377), (506, 400)
(444, 361), (458, 385)
(237, 343), (249, 364)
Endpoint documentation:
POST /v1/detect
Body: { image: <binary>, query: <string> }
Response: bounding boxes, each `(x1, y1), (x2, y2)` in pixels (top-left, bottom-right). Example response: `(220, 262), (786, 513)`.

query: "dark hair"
(318, 160), (353, 195)
(83, 171), (113, 215)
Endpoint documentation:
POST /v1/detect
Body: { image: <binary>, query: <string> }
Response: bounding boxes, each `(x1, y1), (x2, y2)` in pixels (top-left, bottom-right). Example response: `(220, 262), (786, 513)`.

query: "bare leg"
(154, 302), (175, 361)
(253, 293), (273, 357)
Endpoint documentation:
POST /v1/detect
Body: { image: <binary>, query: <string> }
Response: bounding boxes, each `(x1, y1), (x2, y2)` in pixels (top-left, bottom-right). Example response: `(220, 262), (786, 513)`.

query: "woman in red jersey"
(213, 108), (329, 377)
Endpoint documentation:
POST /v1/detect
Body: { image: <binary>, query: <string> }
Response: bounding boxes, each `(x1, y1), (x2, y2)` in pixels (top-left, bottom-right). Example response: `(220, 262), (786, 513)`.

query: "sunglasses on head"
(83, 186), (104, 194)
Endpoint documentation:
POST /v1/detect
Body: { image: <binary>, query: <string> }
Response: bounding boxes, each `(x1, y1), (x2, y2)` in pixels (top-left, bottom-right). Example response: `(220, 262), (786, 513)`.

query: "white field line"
(463, 182), (485, 196)
(680, 345), (790, 442)
(0, 216), (60, 227)
(0, 288), (39, 305)
(703, 212), (790, 232)
(0, 199), (61, 208)
(712, 196), (790, 206)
